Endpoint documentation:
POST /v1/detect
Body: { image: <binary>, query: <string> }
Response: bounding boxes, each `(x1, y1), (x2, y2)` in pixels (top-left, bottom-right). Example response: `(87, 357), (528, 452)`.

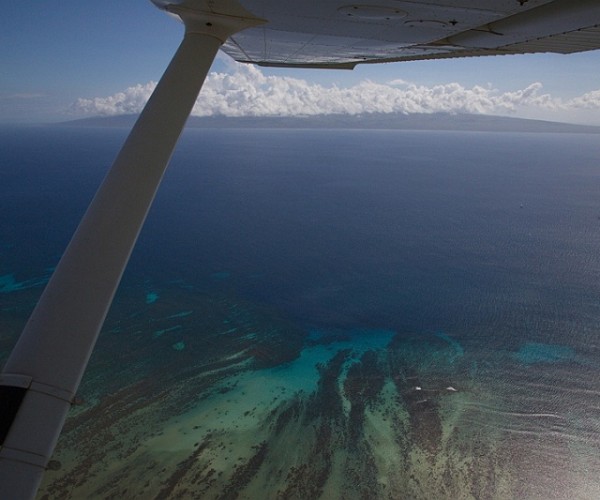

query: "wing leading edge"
(216, 0), (600, 69)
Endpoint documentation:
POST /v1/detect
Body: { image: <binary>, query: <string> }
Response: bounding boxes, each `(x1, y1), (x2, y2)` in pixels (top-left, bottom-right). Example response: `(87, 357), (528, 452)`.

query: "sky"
(2, 0), (600, 125)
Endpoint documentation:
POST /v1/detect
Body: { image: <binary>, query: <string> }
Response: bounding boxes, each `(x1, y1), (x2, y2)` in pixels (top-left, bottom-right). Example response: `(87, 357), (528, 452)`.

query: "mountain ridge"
(59, 112), (600, 134)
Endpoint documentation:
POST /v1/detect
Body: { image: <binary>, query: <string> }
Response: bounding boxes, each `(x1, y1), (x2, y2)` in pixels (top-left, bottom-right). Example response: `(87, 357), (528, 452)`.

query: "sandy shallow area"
(31, 283), (600, 499)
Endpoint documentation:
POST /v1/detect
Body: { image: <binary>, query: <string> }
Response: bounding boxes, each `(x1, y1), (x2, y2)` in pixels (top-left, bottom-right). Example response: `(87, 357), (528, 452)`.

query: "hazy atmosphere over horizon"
(2, 1), (600, 125)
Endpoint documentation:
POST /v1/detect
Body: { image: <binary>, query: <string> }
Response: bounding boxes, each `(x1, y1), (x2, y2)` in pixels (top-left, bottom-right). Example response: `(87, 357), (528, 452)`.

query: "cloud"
(387, 78), (410, 86)
(73, 82), (156, 115)
(567, 89), (600, 110)
(72, 62), (599, 119)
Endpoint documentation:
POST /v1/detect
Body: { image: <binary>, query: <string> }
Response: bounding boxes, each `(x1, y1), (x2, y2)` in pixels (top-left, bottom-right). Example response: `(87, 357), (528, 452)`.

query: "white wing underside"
(210, 0), (600, 69)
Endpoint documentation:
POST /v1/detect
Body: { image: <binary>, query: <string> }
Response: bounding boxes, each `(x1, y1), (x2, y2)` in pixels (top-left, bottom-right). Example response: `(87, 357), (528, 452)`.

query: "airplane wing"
(220, 0), (600, 69)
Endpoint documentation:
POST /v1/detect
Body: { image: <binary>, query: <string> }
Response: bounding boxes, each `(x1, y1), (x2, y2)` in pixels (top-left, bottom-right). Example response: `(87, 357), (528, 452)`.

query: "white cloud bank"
(73, 62), (600, 121)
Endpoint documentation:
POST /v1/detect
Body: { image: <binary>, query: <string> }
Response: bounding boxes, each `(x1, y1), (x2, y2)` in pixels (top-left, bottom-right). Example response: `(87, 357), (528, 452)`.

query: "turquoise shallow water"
(514, 342), (576, 364)
(1, 126), (600, 498)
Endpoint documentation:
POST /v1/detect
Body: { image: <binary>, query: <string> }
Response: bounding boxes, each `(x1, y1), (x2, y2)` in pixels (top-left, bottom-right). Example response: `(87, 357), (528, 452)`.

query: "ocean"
(1, 125), (599, 498)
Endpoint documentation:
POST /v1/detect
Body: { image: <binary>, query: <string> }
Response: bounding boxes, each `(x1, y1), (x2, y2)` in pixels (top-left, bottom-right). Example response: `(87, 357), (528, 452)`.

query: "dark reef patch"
(343, 350), (385, 443)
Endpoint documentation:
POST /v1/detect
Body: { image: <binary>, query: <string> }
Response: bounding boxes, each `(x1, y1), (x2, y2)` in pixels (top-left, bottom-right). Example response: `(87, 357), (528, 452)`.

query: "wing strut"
(0, 5), (264, 498)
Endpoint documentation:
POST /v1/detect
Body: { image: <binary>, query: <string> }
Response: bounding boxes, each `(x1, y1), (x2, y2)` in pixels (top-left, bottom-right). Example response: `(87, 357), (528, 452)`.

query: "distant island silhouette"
(60, 112), (600, 134)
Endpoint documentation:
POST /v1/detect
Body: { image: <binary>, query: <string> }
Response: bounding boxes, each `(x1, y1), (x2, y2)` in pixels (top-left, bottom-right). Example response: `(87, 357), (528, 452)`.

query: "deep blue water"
(1, 125), (600, 497)
(5, 126), (600, 338)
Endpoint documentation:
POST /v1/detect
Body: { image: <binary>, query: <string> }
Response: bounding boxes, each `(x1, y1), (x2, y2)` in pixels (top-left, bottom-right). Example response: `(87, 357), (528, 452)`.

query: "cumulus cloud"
(72, 62), (600, 119)
(567, 89), (600, 110)
(74, 82), (156, 115)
